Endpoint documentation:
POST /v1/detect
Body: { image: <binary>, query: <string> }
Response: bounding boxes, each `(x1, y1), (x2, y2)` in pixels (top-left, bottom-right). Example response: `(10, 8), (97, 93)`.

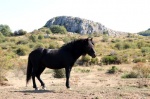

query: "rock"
(44, 16), (127, 36)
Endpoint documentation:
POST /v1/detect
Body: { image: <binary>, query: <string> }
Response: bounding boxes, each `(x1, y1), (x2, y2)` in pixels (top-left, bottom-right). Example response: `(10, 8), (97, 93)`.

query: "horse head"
(84, 38), (96, 58)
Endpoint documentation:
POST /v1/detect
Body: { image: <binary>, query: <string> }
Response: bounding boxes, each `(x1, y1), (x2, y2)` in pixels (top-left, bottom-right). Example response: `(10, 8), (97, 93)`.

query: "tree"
(0, 24), (12, 36)
(14, 29), (27, 36)
(138, 29), (150, 36)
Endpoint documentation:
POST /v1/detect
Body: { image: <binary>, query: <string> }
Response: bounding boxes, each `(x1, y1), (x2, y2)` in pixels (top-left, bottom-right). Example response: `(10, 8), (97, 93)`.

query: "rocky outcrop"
(44, 16), (127, 36)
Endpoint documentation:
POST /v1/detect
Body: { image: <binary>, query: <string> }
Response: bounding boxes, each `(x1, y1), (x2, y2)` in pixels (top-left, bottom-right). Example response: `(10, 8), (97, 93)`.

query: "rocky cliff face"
(44, 16), (127, 36)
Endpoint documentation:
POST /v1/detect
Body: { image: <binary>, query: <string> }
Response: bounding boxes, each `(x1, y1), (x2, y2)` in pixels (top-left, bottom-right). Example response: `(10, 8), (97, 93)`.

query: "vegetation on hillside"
(138, 28), (150, 36)
(0, 24), (150, 84)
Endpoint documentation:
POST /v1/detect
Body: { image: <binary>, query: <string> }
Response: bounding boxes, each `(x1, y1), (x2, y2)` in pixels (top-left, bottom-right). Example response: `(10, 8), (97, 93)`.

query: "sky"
(0, 0), (150, 33)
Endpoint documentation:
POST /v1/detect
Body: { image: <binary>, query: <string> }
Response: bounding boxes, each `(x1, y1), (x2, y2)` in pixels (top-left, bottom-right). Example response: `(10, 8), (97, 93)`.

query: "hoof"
(67, 88), (72, 90)
(42, 86), (46, 90)
(35, 88), (39, 91)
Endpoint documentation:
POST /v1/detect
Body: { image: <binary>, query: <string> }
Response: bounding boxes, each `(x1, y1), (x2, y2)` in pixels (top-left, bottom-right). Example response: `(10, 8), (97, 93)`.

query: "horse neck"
(60, 40), (85, 60)
(70, 44), (85, 60)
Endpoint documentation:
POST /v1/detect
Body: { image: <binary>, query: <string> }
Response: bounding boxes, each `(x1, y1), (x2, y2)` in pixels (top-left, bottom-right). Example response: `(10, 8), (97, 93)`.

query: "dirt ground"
(0, 64), (150, 99)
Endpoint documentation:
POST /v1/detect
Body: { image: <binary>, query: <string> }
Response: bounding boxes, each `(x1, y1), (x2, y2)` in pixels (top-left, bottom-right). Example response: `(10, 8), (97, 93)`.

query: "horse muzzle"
(91, 54), (96, 58)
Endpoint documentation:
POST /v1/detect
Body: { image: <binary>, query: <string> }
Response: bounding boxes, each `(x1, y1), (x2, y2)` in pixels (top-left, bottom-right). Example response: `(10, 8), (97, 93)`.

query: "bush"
(38, 34), (44, 40)
(80, 55), (91, 66)
(14, 29), (27, 36)
(122, 71), (138, 78)
(15, 45), (29, 56)
(29, 34), (38, 42)
(90, 57), (99, 65)
(34, 43), (44, 49)
(102, 55), (119, 65)
(50, 25), (67, 34)
(16, 40), (28, 45)
(141, 47), (150, 54)
(133, 57), (146, 63)
(107, 66), (118, 74)
(114, 42), (123, 50)
(49, 42), (60, 49)
(53, 69), (65, 78)
(123, 42), (131, 49)
(62, 37), (71, 43)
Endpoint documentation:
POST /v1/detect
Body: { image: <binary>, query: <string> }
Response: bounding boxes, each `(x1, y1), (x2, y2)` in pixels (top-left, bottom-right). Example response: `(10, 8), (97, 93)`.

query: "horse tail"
(26, 54), (32, 86)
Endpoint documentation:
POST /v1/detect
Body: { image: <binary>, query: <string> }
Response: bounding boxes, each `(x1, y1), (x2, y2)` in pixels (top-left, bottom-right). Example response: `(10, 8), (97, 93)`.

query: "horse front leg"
(65, 68), (71, 89)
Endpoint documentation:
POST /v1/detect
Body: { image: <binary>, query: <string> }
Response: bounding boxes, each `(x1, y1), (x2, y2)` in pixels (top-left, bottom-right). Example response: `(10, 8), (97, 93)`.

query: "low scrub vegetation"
(0, 27), (150, 86)
(107, 66), (119, 74)
(122, 62), (150, 88)
(53, 69), (65, 78)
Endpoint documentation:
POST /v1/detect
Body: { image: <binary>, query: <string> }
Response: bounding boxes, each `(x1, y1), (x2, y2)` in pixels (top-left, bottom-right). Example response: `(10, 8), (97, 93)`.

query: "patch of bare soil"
(0, 65), (150, 99)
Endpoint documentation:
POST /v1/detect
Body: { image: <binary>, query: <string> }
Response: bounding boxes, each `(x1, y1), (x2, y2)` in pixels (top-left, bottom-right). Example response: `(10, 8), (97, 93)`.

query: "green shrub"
(50, 25), (67, 34)
(28, 43), (35, 48)
(49, 42), (60, 49)
(123, 42), (131, 49)
(136, 41), (145, 48)
(80, 69), (91, 73)
(114, 42), (123, 50)
(90, 57), (99, 65)
(34, 43), (44, 49)
(133, 57), (146, 63)
(122, 71), (138, 78)
(102, 55), (118, 65)
(15, 45), (29, 56)
(107, 66), (118, 74)
(141, 47), (150, 54)
(53, 69), (65, 78)
(80, 55), (91, 66)
(16, 40), (28, 45)
(29, 34), (38, 42)
(38, 34), (44, 40)
(62, 37), (71, 43)
(82, 55), (91, 62)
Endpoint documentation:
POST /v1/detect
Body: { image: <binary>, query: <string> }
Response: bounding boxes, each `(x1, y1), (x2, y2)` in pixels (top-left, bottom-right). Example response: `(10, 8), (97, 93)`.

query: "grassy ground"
(0, 64), (150, 99)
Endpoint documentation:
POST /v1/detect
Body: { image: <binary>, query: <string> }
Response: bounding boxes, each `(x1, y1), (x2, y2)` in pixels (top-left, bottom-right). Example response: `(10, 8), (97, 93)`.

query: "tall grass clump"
(107, 66), (119, 74)
(53, 69), (65, 78)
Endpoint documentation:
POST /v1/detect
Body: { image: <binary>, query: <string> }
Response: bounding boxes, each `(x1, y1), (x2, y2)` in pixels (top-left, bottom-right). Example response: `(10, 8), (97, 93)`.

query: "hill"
(44, 16), (128, 36)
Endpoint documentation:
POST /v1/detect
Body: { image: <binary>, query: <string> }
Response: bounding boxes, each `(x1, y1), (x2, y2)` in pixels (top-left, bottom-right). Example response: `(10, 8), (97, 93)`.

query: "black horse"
(26, 38), (96, 90)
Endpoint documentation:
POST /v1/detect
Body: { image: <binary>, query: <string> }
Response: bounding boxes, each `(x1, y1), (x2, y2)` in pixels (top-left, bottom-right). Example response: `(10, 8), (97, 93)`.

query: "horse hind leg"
(32, 72), (39, 90)
(32, 64), (40, 90)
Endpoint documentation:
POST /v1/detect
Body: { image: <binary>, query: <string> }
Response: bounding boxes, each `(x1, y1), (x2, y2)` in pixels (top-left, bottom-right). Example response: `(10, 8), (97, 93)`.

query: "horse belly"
(42, 58), (65, 69)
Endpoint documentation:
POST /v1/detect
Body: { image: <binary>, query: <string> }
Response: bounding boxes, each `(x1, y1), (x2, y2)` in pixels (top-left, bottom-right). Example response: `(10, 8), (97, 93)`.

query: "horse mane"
(59, 38), (85, 51)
